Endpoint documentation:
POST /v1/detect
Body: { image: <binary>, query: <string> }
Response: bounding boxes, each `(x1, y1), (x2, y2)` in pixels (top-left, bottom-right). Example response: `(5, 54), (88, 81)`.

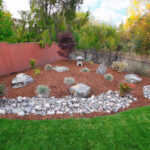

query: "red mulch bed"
(0, 60), (150, 120)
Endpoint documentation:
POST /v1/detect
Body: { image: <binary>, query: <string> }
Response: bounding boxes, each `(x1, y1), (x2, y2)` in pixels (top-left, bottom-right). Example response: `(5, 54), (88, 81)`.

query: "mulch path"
(0, 60), (150, 120)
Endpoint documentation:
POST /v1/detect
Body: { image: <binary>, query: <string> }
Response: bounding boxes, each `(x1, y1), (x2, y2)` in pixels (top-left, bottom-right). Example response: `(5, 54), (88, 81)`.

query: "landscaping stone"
(143, 85), (150, 99)
(12, 73), (34, 88)
(96, 64), (107, 74)
(0, 109), (5, 115)
(53, 66), (69, 72)
(125, 74), (142, 83)
(47, 111), (55, 115)
(0, 91), (137, 117)
(18, 111), (25, 117)
(69, 83), (91, 97)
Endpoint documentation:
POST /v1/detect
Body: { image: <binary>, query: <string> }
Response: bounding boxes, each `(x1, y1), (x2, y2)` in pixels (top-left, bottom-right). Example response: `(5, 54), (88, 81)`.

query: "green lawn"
(0, 106), (150, 150)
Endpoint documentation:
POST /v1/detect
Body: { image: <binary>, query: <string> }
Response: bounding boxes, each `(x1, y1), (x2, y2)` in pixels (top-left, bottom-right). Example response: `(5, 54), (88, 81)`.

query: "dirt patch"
(0, 60), (150, 120)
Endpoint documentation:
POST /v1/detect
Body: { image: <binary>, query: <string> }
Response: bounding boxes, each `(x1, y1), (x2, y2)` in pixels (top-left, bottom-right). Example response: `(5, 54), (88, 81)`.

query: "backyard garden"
(0, 0), (150, 149)
(0, 59), (150, 120)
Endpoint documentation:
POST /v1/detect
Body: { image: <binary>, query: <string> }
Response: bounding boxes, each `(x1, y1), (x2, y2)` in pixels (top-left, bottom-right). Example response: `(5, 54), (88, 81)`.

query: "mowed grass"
(0, 106), (150, 150)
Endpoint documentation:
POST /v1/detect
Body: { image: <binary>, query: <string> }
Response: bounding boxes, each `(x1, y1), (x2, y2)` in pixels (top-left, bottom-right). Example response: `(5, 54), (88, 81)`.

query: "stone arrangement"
(96, 64), (107, 74)
(125, 74), (142, 83)
(143, 85), (150, 99)
(12, 73), (34, 88)
(0, 91), (137, 116)
(53, 66), (69, 72)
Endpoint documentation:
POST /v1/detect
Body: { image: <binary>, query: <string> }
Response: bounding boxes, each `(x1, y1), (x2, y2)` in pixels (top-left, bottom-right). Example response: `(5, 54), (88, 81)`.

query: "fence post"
(84, 51), (87, 61)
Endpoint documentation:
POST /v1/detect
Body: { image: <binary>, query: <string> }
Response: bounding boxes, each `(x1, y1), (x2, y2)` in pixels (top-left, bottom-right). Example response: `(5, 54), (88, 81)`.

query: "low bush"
(29, 59), (37, 69)
(64, 77), (75, 85)
(119, 81), (135, 97)
(35, 69), (40, 75)
(81, 67), (90, 72)
(112, 61), (126, 72)
(36, 85), (50, 97)
(104, 74), (114, 82)
(45, 64), (53, 71)
(0, 84), (6, 97)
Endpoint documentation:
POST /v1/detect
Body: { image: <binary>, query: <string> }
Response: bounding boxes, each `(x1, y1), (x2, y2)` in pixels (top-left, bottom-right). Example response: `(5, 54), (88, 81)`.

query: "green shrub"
(39, 30), (52, 49)
(64, 77), (75, 85)
(29, 59), (37, 69)
(119, 81), (135, 97)
(81, 67), (90, 72)
(0, 84), (6, 97)
(35, 69), (40, 75)
(104, 74), (114, 82)
(36, 85), (50, 96)
(45, 64), (53, 71)
(112, 61), (126, 72)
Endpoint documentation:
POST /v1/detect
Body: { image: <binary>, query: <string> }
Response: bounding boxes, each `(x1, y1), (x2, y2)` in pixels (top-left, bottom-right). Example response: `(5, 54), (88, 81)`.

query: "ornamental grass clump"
(112, 61), (126, 72)
(29, 58), (37, 69)
(119, 81), (135, 97)
(81, 67), (90, 72)
(36, 85), (50, 97)
(64, 77), (75, 85)
(0, 84), (6, 97)
(35, 69), (41, 75)
(104, 74), (114, 82)
(45, 64), (53, 71)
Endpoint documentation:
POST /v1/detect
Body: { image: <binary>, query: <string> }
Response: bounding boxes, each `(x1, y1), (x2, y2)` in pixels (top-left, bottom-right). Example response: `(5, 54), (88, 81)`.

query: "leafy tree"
(29, 0), (83, 41)
(0, 0), (13, 42)
(58, 31), (76, 58)
(124, 0), (150, 55)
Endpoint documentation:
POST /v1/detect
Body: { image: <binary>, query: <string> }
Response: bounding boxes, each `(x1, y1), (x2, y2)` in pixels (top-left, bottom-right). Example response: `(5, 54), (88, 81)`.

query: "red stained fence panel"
(0, 42), (65, 76)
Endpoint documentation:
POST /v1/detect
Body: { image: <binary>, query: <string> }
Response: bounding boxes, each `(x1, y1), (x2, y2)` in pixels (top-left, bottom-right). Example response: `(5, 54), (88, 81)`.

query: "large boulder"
(69, 83), (91, 98)
(125, 74), (142, 83)
(53, 66), (69, 72)
(12, 73), (34, 88)
(96, 64), (107, 74)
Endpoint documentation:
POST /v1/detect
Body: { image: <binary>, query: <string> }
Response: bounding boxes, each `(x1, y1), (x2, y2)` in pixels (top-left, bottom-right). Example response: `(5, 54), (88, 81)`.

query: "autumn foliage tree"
(124, 0), (150, 55)
(58, 31), (76, 58)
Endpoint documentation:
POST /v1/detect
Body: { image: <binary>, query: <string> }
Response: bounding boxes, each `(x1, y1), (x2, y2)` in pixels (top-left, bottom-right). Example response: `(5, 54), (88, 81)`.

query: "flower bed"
(0, 60), (150, 120)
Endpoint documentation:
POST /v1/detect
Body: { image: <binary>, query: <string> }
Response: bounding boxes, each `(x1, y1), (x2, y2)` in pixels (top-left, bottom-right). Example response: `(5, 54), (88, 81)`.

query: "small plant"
(45, 64), (53, 71)
(104, 74), (114, 82)
(0, 84), (6, 97)
(119, 81), (135, 97)
(35, 69), (40, 75)
(29, 59), (37, 69)
(81, 67), (90, 72)
(36, 85), (50, 97)
(112, 61), (126, 72)
(64, 77), (75, 85)
(89, 61), (94, 64)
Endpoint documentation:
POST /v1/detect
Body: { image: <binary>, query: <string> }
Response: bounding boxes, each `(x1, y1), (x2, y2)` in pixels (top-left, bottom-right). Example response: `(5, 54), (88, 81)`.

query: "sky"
(4, 0), (131, 26)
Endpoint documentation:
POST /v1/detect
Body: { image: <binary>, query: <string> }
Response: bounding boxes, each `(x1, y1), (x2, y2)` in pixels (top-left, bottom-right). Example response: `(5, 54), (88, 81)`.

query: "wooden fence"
(0, 42), (65, 76)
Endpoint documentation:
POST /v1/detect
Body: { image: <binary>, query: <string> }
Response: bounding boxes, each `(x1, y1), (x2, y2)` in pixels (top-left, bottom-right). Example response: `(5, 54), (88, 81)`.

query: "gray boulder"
(53, 66), (69, 72)
(12, 73), (34, 88)
(96, 64), (107, 74)
(69, 83), (91, 98)
(125, 74), (142, 83)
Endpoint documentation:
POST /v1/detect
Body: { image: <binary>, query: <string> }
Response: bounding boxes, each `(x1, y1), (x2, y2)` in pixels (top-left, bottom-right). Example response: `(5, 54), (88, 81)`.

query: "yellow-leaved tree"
(124, 0), (150, 55)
